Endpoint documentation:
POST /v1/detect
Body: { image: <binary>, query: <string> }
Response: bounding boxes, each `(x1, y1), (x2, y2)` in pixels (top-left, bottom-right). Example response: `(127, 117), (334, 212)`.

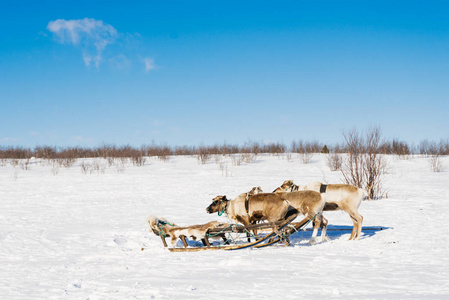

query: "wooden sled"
(149, 212), (321, 252)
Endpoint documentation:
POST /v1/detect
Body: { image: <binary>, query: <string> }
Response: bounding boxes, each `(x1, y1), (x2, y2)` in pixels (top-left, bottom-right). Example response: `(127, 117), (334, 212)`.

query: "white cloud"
(0, 137), (18, 143)
(109, 54), (131, 71)
(47, 18), (118, 68)
(82, 52), (92, 67)
(70, 135), (93, 143)
(143, 57), (156, 72)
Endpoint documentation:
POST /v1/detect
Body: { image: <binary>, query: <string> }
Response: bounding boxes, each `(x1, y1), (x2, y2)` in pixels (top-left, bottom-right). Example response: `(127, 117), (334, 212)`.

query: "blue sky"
(1, 1), (449, 147)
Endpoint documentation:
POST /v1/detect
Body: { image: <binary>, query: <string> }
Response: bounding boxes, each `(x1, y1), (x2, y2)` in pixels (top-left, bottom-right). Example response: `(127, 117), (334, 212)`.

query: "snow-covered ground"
(1, 154), (448, 299)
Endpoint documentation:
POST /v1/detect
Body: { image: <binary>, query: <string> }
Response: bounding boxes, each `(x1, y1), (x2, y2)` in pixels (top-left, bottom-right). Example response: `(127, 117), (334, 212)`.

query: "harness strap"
(320, 184), (328, 193)
(218, 200), (228, 216)
(245, 193), (250, 213)
(286, 184), (298, 192)
(158, 220), (175, 227)
(156, 220), (175, 238)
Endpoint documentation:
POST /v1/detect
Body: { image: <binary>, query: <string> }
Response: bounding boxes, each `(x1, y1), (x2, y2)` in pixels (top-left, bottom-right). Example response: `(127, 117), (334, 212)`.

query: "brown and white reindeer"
(206, 190), (327, 244)
(147, 216), (227, 246)
(275, 180), (367, 240)
(206, 193), (297, 241)
(277, 190), (328, 244)
(273, 180), (328, 242)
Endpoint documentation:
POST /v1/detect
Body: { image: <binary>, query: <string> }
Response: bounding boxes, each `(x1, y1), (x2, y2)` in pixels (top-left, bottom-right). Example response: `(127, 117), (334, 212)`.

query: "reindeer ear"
(222, 196), (227, 201)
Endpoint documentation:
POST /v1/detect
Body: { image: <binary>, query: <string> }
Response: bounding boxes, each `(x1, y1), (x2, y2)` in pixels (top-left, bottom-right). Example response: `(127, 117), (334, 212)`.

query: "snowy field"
(1, 154), (449, 299)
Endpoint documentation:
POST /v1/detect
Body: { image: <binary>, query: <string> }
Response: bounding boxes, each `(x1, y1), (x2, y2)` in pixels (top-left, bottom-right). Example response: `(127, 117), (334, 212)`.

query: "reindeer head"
(206, 195), (229, 214)
(273, 180), (294, 193)
(147, 216), (176, 236)
(248, 186), (263, 195)
(282, 180), (294, 188)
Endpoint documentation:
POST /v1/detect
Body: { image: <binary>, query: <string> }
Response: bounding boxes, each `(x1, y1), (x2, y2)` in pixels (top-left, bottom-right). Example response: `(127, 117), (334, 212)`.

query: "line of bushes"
(1, 138), (448, 159)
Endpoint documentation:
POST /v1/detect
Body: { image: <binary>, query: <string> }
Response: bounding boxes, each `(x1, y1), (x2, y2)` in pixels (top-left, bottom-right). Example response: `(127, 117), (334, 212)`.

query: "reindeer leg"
(253, 229), (259, 241)
(309, 214), (322, 245)
(246, 231), (252, 243)
(220, 233), (230, 245)
(320, 215), (329, 242)
(354, 213), (363, 240)
(241, 220), (252, 243)
(347, 209), (363, 240)
(349, 219), (357, 240)
(160, 235), (168, 247)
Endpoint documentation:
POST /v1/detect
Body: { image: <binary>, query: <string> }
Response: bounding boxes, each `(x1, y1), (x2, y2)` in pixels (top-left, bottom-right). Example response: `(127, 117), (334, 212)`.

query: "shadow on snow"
(288, 225), (391, 245)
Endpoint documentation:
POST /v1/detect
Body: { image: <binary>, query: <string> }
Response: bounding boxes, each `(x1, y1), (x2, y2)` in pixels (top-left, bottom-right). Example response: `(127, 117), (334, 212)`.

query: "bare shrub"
(81, 162), (90, 174)
(261, 143), (285, 156)
(249, 142), (261, 156)
(35, 146), (57, 159)
(292, 140), (317, 164)
(107, 157), (116, 167)
(341, 130), (364, 189)
(80, 160), (107, 174)
(327, 144), (343, 171)
(441, 139), (449, 155)
(417, 139), (447, 156)
(10, 159), (19, 168)
(392, 139), (411, 158)
(219, 162), (230, 177)
(20, 159), (31, 170)
(300, 152), (313, 164)
(59, 158), (77, 168)
(229, 153), (256, 165)
(214, 155), (222, 165)
(379, 138), (411, 159)
(364, 128), (388, 199)
(131, 155), (146, 167)
(90, 160), (106, 174)
(197, 147), (211, 165)
(241, 152), (256, 164)
(158, 154), (170, 163)
(144, 144), (171, 162)
(341, 127), (388, 200)
(327, 152), (342, 171)
(231, 154), (243, 166)
(430, 154), (445, 172)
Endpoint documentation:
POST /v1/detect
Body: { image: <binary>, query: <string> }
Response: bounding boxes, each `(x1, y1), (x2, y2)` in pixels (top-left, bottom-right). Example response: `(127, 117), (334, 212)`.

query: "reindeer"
(147, 216), (228, 247)
(278, 190), (328, 244)
(207, 186), (266, 241)
(275, 180), (367, 240)
(206, 193), (298, 241)
(206, 190), (327, 244)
